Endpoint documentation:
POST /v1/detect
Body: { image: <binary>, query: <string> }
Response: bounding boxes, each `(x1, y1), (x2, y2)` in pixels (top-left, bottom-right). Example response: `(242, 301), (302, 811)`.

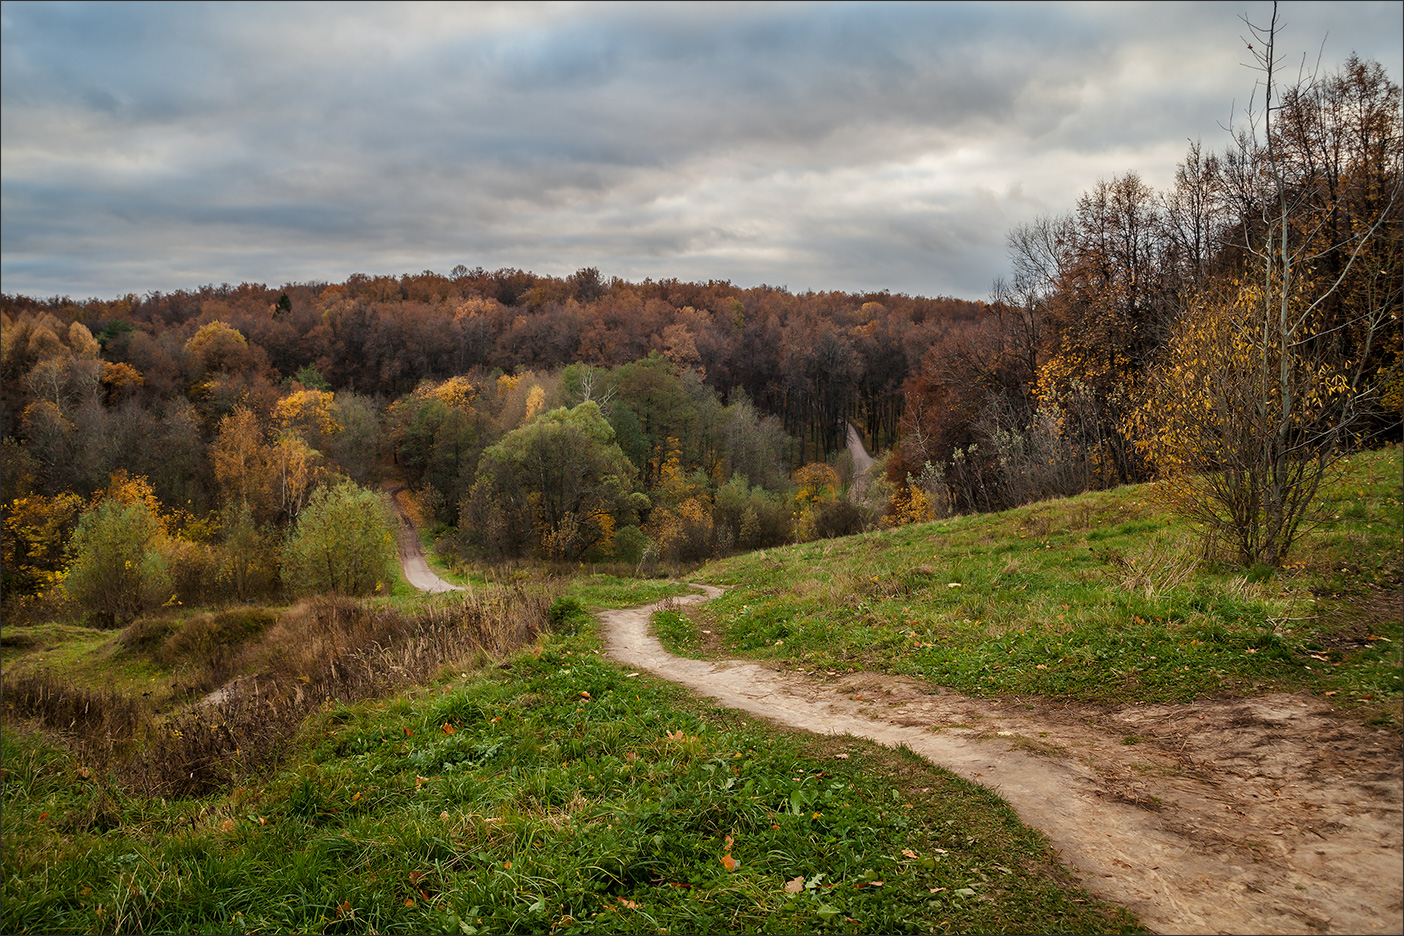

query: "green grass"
(686, 447), (1402, 718)
(563, 573), (695, 610)
(1, 630), (1140, 935)
(654, 608), (704, 657)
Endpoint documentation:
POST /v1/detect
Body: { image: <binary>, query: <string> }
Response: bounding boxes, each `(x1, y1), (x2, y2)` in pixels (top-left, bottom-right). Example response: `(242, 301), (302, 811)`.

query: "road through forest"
(387, 485), (464, 593)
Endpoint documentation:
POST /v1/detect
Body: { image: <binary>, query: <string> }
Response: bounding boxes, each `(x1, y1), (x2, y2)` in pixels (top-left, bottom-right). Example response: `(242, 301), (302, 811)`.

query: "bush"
(613, 524), (651, 564)
(282, 482), (397, 597)
(812, 497), (866, 539)
(713, 476), (792, 551)
(64, 498), (171, 627)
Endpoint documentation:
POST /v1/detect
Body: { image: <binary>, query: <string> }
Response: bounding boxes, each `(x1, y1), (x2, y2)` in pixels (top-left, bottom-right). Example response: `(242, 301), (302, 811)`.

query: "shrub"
(64, 498), (171, 627)
(281, 481), (397, 597)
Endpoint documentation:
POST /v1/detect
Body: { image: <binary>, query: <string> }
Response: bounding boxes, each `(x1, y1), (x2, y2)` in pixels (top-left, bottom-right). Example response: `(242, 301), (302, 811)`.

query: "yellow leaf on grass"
(901, 848), (919, 859)
(784, 876), (805, 894)
(720, 853), (738, 872)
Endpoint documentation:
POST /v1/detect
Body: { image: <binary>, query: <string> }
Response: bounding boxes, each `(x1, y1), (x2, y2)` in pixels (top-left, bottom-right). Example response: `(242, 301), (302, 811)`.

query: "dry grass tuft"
(3, 584), (555, 798)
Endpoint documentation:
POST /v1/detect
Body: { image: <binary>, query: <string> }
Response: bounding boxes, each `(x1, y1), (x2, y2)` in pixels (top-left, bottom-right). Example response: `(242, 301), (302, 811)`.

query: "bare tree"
(1143, 3), (1401, 566)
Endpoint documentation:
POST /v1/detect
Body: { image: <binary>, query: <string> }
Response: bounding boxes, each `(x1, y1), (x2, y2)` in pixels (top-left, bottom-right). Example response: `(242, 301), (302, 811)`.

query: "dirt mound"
(602, 587), (1403, 935)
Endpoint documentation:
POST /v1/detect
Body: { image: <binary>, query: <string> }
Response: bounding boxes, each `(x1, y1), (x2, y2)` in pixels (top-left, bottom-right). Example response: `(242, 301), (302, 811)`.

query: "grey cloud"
(2, 1), (1400, 301)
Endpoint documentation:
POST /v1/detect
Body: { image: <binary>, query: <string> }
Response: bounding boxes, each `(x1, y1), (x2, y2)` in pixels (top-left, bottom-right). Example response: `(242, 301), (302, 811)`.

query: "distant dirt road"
(386, 486), (464, 593)
(603, 586), (1403, 936)
(846, 422), (875, 476)
(845, 423), (875, 501)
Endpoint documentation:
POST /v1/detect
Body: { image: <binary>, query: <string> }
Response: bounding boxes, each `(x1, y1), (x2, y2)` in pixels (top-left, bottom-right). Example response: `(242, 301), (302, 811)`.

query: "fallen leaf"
(625, 672), (640, 678)
(76, 766), (91, 780)
(440, 810), (450, 820)
(403, 727), (413, 736)
(929, 887), (945, 894)
(720, 853), (738, 872)
(503, 861), (512, 869)
(618, 898), (639, 910)
(220, 818), (236, 832)
(835, 753), (849, 759)
(336, 900), (353, 918)
(490, 716), (502, 723)
(409, 870), (426, 885)
(580, 691), (591, 699)
(442, 722), (456, 734)
(404, 898), (415, 908)
(901, 848), (919, 859)
(784, 876), (805, 894)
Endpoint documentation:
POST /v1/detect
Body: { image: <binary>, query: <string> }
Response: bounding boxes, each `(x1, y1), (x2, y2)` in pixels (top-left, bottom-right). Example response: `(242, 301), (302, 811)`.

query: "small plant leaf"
(784, 876), (804, 893)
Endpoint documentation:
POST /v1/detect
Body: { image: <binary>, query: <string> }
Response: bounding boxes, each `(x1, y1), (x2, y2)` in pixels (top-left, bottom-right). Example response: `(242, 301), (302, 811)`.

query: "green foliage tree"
(281, 482), (397, 596)
(64, 497), (171, 626)
(463, 401), (638, 560)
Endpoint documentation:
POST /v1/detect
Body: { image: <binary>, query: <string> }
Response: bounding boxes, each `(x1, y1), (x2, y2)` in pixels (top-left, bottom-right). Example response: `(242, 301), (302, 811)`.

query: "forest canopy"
(1, 52), (1397, 623)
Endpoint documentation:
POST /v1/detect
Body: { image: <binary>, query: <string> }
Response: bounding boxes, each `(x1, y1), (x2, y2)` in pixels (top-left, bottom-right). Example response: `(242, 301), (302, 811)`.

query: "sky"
(2, 1), (1400, 304)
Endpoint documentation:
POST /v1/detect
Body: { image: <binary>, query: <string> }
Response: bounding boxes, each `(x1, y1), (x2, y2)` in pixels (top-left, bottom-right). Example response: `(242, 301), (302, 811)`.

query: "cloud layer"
(3, 1), (1400, 300)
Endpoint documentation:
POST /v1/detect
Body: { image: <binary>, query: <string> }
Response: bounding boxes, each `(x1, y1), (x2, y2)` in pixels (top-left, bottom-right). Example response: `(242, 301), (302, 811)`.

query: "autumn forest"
(1, 54), (1400, 627)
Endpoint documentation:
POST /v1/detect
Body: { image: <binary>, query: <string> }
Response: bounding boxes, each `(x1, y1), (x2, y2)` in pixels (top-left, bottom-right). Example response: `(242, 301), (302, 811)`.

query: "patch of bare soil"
(603, 586), (1403, 936)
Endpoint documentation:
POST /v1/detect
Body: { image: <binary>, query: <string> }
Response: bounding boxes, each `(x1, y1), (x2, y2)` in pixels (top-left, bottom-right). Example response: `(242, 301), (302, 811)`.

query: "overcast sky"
(2, 1), (1400, 303)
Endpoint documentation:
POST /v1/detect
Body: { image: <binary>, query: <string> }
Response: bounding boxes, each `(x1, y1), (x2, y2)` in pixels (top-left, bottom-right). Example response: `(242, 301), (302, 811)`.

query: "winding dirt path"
(845, 423), (875, 503)
(602, 586), (1403, 936)
(386, 485), (464, 593)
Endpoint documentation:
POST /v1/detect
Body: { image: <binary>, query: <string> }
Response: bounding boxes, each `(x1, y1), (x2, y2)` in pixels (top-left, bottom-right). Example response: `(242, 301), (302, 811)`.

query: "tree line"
(3, 272), (983, 623)
(2, 42), (1397, 623)
(890, 50), (1400, 564)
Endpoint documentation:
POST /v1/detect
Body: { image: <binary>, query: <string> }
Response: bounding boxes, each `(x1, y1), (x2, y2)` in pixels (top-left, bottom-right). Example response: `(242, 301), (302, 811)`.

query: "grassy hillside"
(1, 581), (1139, 935)
(3, 449), (1397, 934)
(676, 447), (1402, 722)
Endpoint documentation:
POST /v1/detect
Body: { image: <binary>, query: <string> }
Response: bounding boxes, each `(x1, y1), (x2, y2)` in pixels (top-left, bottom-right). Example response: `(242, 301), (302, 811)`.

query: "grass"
(1, 628), (1141, 935)
(4, 448), (1397, 933)
(686, 447), (1402, 721)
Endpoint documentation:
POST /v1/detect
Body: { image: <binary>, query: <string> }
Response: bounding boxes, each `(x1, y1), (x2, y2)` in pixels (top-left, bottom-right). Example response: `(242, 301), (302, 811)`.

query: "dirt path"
(602, 586), (1403, 936)
(386, 485), (464, 593)
(845, 422), (875, 477)
(845, 423), (876, 503)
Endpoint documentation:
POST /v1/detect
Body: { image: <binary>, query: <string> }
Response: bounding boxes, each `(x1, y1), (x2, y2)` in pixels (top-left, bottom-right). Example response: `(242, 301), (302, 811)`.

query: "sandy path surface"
(387, 486), (464, 593)
(845, 422), (875, 477)
(602, 586), (1403, 936)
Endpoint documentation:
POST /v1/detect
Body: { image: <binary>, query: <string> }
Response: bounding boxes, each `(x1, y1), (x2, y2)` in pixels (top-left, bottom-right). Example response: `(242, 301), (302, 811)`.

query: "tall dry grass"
(1, 583), (556, 797)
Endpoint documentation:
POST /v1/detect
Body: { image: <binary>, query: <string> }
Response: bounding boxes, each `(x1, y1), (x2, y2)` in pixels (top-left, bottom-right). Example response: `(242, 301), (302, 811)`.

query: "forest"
(1, 53), (1399, 627)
